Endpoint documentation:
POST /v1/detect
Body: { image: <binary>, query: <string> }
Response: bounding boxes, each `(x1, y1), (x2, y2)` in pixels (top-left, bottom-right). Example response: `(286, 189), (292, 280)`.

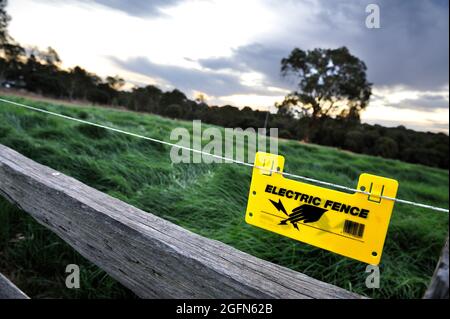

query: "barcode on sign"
(343, 220), (365, 238)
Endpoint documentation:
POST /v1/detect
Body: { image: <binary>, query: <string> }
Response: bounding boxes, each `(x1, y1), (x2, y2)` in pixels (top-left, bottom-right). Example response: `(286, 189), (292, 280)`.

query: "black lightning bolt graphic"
(269, 199), (288, 216)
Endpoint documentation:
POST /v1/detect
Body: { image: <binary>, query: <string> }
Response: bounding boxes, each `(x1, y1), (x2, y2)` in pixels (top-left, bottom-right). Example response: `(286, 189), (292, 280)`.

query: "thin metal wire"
(0, 97), (448, 213)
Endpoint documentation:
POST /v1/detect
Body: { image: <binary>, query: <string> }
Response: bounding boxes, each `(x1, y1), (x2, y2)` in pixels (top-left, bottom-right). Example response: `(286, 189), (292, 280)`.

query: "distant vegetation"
(0, 95), (448, 298)
(0, 0), (448, 169)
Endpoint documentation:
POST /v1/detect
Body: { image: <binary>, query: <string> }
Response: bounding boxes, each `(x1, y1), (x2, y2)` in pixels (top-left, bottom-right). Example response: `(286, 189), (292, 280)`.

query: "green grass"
(0, 94), (448, 299)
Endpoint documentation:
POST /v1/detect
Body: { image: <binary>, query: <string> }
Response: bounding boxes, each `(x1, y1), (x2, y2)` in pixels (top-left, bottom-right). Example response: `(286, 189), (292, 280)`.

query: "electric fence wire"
(0, 97), (448, 213)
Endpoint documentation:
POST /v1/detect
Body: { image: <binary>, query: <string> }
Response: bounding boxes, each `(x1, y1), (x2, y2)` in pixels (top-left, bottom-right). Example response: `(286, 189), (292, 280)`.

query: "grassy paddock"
(0, 94), (448, 299)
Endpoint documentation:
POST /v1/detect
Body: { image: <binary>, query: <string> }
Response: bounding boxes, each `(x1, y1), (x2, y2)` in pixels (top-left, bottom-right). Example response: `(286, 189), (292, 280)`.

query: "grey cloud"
(363, 118), (448, 133)
(55, 0), (447, 109)
(429, 122), (450, 132)
(38, 0), (182, 17)
(391, 94), (449, 111)
(252, 0), (448, 92)
(198, 44), (293, 89)
(41, 0), (448, 98)
(198, 0), (448, 98)
(110, 56), (281, 97)
(315, 0), (449, 90)
(360, 0), (449, 90)
(199, 57), (243, 71)
(92, 0), (181, 17)
(35, 0), (181, 17)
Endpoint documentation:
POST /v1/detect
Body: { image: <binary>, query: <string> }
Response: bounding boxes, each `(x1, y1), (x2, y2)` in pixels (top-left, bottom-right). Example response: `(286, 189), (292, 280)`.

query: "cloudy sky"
(7, 0), (449, 133)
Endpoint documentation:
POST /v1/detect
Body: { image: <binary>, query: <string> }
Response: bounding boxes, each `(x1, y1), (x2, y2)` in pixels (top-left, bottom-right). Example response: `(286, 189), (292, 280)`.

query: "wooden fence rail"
(0, 273), (29, 299)
(424, 236), (449, 299)
(0, 144), (362, 299)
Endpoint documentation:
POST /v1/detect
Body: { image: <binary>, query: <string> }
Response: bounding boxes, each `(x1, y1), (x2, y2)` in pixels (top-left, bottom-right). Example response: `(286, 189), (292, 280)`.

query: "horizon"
(6, 0), (450, 133)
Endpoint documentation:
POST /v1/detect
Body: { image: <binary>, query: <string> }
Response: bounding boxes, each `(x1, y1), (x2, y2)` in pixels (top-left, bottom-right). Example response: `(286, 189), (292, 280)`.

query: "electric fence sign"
(245, 152), (399, 265)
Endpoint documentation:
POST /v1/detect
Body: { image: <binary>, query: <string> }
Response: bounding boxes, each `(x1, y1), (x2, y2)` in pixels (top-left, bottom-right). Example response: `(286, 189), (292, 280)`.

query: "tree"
(66, 66), (101, 100)
(106, 75), (125, 90)
(279, 47), (372, 121)
(128, 85), (162, 112)
(160, 89), (187, 109)
(39, 46), (61, 67)
(0, 0), (10, 45)
(0, 0), (24, 71)
(195, 93), (207, 104)
(374, 136), (399, 158)
(164, 104), (183, 118)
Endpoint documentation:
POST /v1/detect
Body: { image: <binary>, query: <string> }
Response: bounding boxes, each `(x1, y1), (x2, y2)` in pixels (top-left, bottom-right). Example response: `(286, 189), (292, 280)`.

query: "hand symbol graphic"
(279, 204), (328, 229)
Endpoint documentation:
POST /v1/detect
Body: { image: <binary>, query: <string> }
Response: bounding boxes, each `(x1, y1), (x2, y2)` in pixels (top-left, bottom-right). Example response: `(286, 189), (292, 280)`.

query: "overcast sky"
(7, 0), (449, 133)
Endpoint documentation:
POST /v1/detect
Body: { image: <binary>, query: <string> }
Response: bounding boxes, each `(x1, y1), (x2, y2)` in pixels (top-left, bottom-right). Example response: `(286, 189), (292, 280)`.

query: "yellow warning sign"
(245, 152), (399, 265)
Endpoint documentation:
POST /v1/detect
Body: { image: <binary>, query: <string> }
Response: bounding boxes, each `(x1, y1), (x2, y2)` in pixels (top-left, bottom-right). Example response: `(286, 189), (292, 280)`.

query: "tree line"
(0, 0), (448, 169)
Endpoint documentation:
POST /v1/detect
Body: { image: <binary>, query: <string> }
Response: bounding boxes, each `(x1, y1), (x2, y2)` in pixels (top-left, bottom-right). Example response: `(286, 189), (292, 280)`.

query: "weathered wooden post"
(0, 273), (29, 299)
(424, 236), (449, 299)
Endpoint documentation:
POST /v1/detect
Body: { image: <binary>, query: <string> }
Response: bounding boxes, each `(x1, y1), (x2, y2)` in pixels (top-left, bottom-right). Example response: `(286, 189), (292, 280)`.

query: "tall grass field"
(0, 94), (448, 299)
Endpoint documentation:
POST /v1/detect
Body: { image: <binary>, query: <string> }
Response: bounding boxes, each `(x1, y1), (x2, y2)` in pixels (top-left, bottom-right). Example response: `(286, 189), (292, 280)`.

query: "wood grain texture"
(0, 144), (362, 299)
(424, 236), (449, 299)
(0, 273), (29, 299)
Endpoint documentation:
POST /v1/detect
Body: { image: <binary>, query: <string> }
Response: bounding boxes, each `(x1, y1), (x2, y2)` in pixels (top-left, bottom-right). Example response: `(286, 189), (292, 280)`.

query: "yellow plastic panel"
(245, 152), (399, 265)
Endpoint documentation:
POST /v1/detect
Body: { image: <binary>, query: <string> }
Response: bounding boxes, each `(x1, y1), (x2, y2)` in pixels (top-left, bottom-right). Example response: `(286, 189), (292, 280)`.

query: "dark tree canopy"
(0, 0), (24, 62)
(279, 47), (372, 121)
(0, 0), (10, 44)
